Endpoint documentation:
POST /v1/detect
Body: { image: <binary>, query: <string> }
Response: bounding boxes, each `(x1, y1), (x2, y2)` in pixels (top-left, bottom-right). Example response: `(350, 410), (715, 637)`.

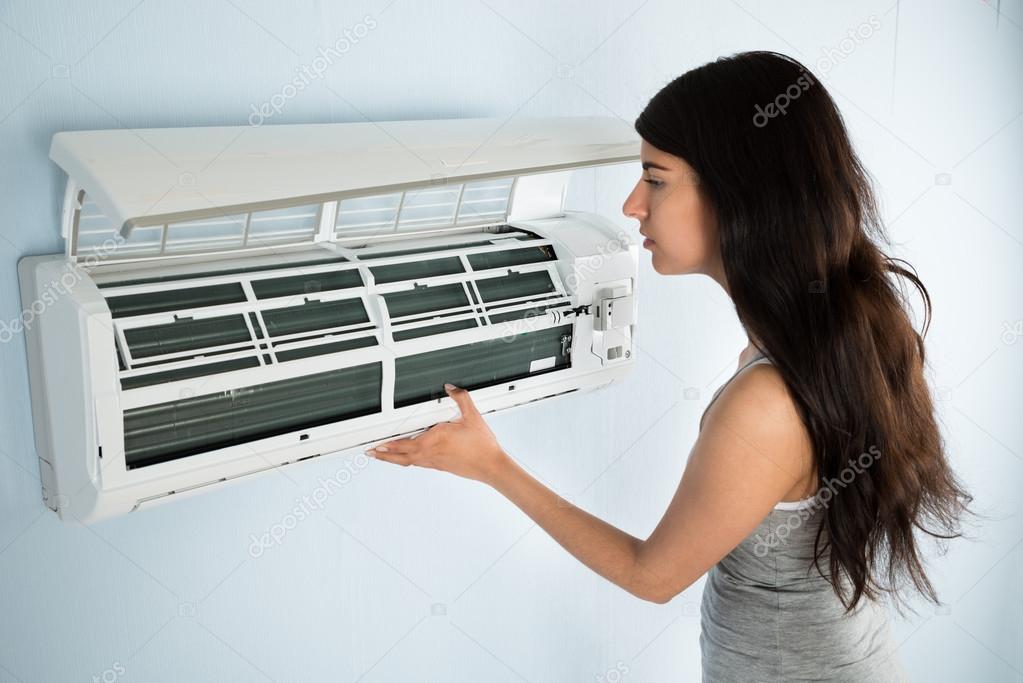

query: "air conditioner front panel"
(24, 216), (636, 521)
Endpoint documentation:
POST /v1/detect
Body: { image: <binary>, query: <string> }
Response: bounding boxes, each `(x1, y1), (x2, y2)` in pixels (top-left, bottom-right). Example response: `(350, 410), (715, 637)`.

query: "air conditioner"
(18, 116), (640, 523)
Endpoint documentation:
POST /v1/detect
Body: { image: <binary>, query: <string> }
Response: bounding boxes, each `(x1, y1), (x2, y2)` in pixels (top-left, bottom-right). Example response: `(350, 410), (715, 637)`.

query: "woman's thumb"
(444, 383), (479, 419)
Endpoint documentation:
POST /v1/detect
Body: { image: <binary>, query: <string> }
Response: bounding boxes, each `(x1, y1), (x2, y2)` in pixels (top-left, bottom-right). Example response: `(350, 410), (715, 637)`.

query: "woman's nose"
(622, 185), (647, 220)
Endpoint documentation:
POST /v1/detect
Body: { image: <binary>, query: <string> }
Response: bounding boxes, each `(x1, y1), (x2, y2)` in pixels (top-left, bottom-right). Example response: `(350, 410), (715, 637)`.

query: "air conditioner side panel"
(520, 212), (638, 371)
(17, 256), (57, 508)
(18, 255), (111, 520)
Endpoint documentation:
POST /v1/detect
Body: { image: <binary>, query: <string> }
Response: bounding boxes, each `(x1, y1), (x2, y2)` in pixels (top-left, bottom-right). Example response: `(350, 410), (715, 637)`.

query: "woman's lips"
(643, 237), (655, 248)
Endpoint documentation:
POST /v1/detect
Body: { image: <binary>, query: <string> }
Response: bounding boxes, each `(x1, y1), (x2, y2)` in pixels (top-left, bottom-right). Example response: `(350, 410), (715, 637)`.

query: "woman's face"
(622, 140), (722, 282)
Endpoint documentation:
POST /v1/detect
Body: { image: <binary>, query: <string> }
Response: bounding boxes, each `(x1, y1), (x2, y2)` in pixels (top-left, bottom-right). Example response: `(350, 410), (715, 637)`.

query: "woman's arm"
(487, 455), (663, 601)
(367, 372), (811, 603)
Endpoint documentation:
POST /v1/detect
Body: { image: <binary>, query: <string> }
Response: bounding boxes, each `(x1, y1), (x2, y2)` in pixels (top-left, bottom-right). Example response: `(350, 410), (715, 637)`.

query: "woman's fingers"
(371, 437), (419, 456)
(444, 383), (480, 421)
(371, 433), (445, 469)
(367, 388), (475, 472)
(371, 449), (414, 466)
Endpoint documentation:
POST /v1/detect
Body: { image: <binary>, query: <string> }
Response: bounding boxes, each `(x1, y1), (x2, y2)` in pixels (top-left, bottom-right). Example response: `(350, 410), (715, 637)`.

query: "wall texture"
(1, 1), (1020, 681)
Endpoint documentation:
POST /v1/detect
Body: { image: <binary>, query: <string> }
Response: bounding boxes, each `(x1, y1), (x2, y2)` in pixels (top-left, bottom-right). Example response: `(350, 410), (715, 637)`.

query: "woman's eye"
(644, 178), (663, 187)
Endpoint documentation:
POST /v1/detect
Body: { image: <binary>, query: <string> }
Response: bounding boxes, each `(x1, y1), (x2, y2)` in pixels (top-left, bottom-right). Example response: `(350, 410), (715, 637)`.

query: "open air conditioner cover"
(50, 116), (641, 232)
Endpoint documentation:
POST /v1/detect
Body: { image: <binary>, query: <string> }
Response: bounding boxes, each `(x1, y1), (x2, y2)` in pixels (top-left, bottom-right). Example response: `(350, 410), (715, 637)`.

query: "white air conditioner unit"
(18, 116), (640, 523)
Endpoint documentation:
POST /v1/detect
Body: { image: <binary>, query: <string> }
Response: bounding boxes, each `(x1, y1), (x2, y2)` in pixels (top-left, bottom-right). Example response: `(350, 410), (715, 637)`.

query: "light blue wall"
(1, 1), (1021, 681)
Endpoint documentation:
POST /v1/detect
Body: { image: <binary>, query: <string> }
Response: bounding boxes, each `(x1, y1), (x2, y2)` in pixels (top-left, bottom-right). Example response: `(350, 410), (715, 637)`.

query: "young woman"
(367, 51), (972, 682)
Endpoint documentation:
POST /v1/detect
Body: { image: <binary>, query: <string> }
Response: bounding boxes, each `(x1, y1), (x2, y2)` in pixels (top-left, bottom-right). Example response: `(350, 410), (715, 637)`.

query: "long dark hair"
(635, 51), (973, 612)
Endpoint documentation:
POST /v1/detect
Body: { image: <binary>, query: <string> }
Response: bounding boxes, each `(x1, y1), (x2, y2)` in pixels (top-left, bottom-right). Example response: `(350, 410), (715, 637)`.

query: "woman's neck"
(738, 334), (765, 366)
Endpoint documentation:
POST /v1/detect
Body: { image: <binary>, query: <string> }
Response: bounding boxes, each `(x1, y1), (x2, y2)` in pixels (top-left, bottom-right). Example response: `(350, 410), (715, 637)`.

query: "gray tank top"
(698, 352), (907, 682)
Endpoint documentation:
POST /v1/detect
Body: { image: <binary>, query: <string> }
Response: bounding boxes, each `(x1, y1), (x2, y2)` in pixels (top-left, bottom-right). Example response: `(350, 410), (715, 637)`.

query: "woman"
(367, 51), (972, 681)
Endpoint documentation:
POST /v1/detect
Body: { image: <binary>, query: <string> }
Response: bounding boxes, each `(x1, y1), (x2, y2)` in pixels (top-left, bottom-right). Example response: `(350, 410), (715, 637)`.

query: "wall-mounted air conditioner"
(18, 116), (640, 523)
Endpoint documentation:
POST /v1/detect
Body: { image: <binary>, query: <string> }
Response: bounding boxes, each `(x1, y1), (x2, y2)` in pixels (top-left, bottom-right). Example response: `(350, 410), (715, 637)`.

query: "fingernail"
(375, 445), (389, 452)
(444, 383), (456, 391)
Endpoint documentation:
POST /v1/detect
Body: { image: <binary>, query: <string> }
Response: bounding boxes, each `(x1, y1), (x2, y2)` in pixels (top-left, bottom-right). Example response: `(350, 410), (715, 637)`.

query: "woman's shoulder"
(687, 359), (817, 534)
(699, 359), (813, 471)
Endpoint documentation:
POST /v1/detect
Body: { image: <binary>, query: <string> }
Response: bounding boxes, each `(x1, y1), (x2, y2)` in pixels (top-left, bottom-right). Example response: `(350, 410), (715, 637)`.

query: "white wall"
(1, 1), (1020, 681)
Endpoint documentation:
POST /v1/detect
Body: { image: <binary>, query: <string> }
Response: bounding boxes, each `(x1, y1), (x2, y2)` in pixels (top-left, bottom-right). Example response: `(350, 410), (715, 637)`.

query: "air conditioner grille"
(124, 314), (252, 360)
(123, 362), (383, 469)
(102, 229), (572, 400)
(251, 269), (363, 299)
(369, 256), (464, 285)
(262, 299), (370, 337)
(382, 283), (469, 319)
(107, 283), (248, 318)
(394, 324), (571, 408)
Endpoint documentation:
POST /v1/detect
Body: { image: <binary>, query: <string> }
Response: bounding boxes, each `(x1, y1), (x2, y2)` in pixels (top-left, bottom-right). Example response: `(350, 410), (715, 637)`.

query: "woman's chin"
(651, 255), (698, 276)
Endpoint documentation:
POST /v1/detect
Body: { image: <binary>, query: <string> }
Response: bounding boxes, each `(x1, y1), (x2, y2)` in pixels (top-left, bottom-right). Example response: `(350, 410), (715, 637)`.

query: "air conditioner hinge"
(593, 290), (634, 331)
(560, 333), (572, 357)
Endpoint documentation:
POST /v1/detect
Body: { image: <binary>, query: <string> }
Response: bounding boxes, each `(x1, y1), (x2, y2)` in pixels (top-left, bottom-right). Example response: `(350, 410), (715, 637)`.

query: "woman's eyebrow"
(642, 161), (672, 171)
